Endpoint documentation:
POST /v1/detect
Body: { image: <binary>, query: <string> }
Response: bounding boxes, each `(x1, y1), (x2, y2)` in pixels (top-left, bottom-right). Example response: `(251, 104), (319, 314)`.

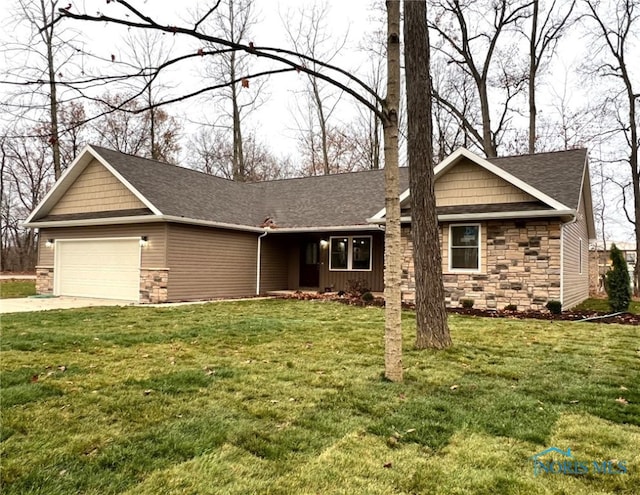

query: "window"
(329, 236), (372, 271)
(449, 224), (480, 271)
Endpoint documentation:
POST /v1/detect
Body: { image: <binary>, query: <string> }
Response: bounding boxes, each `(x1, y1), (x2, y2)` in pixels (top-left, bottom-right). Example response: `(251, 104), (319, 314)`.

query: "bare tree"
(404, 0), (451, 349)
(282, 1), (349, 175)
(1, 129), (54, 270)
(121, 30), (177, 161)
(429, 0), (532, 157)
(583, 0), (639, 294)
(188, 126), (291, 181)
(383, 0), (403, 381)
(91, 93), (181, 163)
(525, 0), (576, 152)
(197, 0), (266, 181)
(431, 58), (479, 160)
(354, 10), (387, 170)
(3, 1), (84, 179)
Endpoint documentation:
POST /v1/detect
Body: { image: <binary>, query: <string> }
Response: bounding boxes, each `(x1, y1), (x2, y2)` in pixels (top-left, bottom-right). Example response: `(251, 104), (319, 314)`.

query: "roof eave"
(368, 209), (577, 224)
(25, 214), (383, 234)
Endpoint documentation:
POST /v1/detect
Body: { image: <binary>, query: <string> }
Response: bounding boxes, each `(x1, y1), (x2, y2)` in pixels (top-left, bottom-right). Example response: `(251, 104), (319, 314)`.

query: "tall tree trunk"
(478, 80), (496, 157)
(148, 85), (157, 160)
(230, 48), (245, 181)
(383, 0), (403, 382)
(404, 0), (451, 349)
(311, 79), (331, 175)
(41, 0), (61, 179)
(528, 0), (538, 154)
(627, 81), (639, 295)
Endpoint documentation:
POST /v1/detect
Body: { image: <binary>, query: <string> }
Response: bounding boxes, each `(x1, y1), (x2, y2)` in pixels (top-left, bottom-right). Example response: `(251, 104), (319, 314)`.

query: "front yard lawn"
(0, 280), (36, 299)
(575, 297), (640, 314)
(1, 300), (638, 494)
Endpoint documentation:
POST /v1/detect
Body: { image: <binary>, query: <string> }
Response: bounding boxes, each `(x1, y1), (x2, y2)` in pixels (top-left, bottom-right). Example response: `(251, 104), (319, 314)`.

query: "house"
(589, 240), (636, 294)
(25, 145), (595, 310)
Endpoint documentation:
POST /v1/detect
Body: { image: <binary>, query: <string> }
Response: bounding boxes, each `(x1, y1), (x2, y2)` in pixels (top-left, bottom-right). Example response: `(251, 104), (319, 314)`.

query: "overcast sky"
(2, 0), (636, 243)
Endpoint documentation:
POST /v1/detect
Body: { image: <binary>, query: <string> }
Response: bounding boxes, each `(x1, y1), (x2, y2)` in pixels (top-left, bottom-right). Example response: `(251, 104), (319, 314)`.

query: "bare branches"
(54, 3), (384, 120)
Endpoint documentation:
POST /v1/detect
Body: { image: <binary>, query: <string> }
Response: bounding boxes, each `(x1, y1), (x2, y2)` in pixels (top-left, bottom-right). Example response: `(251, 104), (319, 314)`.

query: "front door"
(299, 241), (320, 287)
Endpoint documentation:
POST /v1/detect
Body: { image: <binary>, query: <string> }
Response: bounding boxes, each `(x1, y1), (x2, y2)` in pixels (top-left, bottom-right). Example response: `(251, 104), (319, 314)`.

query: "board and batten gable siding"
(436, 158), (536, 206)
(562, 193), (590, 309)
(49, 159), (146, 215)
(37, 224), (167, 268)
(259, 235), (290, 293)
(166, 224), (258, 301)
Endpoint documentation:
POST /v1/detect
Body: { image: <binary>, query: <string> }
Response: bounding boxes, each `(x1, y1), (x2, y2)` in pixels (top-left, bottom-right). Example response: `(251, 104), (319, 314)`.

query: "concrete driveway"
(0, 296), (134, 314)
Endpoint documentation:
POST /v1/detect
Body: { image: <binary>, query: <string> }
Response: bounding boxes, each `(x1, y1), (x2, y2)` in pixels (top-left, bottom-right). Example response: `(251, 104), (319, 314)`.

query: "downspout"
(560, 223), (564, 306)
(256, 231), (268, 295)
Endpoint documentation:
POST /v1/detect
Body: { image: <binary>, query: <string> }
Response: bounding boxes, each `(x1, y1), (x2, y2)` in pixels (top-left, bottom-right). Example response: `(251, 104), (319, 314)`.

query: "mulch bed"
(445, 307), (640, 325)
(277, 292), (640, 326)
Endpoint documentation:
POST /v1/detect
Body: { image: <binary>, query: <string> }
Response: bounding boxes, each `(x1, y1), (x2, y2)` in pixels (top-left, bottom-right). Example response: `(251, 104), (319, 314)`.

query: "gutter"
(24, 215), (381, 235)
(367, 209), (577, 224)
(256, 231), (268, 295)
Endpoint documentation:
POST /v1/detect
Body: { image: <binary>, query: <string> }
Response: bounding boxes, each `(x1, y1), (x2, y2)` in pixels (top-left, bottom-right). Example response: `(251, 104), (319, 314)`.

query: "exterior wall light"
(320, 239), (329, 248)
(140, 236), (148, 247)
(45, 239), (55, 248)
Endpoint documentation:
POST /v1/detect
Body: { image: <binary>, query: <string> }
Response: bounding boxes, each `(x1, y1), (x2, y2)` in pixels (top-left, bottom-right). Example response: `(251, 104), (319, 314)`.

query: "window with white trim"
(329, 236), (372, 271)
(449, 224), (480, 271)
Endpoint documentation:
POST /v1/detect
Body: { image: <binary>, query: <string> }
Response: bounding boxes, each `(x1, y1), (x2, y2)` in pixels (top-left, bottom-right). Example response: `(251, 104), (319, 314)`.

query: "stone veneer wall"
(36, 266), (54, 295)
(139, 268), (169, 304)
(400, 220), (562, 311)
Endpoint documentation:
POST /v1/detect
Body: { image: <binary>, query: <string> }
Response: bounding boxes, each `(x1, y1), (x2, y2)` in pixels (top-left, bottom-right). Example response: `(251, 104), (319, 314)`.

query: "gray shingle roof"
(248, 169), (410, 228)
(487, 148), (587, 210)
(88, 146), (586, 230)
(92, 146), (262, 226)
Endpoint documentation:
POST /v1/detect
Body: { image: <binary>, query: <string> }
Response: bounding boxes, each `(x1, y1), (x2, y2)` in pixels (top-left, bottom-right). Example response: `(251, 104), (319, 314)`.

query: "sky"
(1, 0), (636, 243)
(50, 0), (378, 161)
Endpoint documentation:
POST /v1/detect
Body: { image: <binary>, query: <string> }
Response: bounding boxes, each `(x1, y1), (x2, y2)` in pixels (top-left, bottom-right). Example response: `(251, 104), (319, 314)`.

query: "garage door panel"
(55, 239), (140, 301)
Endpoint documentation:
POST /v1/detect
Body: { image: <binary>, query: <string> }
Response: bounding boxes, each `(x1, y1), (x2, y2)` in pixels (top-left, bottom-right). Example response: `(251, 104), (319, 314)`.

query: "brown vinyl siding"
(37, 224), (167, 268)
(259, 235), (290, 292)
(166, 224), (257, 301)
(50, 159), (146, 215)
(562, 194), (590, 309)
(436, 159), (536, 207)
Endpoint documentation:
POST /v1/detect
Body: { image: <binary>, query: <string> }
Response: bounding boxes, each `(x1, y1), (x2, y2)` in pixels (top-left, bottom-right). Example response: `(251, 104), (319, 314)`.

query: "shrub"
(461, 299), (474, 309)
(546, 300), (562, 315)
(605, 244), (632, 312)
(361, 291), (374, 303)
(346, 279), (370, 297)
(504, 304), (518, 311)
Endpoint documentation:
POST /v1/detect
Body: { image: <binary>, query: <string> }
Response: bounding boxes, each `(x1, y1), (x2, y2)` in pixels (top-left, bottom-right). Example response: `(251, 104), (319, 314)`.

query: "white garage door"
(55, 238), (141, 301)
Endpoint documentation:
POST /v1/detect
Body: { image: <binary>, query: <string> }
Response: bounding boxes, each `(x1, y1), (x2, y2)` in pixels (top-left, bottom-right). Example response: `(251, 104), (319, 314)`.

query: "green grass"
(575, 297), (640, 314)
(0, 280), (36, 299)
(1, 300), (638, 494)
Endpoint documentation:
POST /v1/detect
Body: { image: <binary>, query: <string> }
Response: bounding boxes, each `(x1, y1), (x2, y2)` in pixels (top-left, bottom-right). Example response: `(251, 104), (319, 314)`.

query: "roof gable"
(435, 157), (538, 207)
(371, 147), (587, 221)
(25, 145), (161, 225)
(49, 158), (146, 215)
(432, 148), (572, 210)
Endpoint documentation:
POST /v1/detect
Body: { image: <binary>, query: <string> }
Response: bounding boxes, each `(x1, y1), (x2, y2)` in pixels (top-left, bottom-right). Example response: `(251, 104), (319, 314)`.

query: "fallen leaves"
(615, 397), (629, 405)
